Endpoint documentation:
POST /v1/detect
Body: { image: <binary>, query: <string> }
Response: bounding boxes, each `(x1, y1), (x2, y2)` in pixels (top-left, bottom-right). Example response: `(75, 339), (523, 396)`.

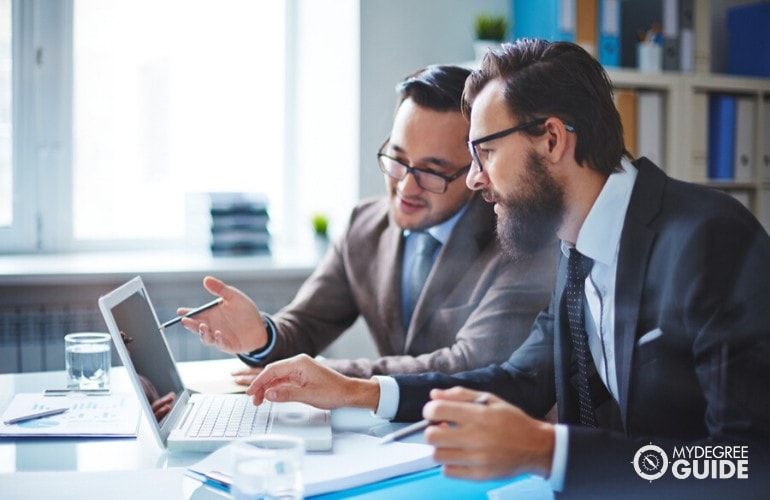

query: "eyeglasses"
(467, 118), (575, 172)
(377, 140), (471, 194)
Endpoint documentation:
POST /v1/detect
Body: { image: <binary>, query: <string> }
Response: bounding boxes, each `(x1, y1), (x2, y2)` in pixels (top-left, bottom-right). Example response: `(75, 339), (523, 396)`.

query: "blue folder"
(512, 0), (575, 42)
(707, 94), (737, 181)
(311, 467), (550, 499)
(598, 0), (622, 68)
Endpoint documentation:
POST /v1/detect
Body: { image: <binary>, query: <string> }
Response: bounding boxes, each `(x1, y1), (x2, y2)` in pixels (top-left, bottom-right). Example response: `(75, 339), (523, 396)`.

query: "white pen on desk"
(43, 389), (111, 396)
(159, 297), (224, 330)
(378, 393), (490, 445)
(3, 407), (69, 425)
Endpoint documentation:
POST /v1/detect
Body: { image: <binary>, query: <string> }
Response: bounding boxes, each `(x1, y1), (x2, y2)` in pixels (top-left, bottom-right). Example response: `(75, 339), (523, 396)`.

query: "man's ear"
(542, 117), (573, 163)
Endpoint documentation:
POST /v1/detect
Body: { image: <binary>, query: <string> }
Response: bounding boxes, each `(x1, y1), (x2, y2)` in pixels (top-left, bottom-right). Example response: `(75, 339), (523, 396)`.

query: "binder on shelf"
(637, 90), (664, 166)
(576, 0), (598, 56)
(707, 94), (737, 181)
(733, 97), (756, 182)
(512, 0), (576, 42)
(691, 92), (708, 180)
(678, 0), (695, 72)
(763, 99), (770, 181)
(614, 88), (637, 158)
(598, 0), (621, 68)
(661, 0), (679, 71)
(726, 3), (770, 78)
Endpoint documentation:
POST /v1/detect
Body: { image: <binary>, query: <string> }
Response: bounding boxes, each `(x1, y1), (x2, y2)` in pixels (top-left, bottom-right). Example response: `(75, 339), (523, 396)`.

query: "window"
(0, 0), (11, 228)
(1, 0), (358, 253)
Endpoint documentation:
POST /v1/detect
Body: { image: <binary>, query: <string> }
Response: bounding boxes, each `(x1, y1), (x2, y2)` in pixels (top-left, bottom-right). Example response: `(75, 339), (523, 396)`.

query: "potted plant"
(311, 213), (330, 256)
(473, 13), (509, 60)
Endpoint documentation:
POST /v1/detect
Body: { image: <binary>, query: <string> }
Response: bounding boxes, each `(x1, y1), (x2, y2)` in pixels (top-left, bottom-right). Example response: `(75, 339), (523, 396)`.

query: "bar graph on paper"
(0, 393), (141, 437)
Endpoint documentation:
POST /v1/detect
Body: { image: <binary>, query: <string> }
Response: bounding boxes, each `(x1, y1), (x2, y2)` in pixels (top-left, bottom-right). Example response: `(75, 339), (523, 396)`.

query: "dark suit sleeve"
(393, 295), (559, 422)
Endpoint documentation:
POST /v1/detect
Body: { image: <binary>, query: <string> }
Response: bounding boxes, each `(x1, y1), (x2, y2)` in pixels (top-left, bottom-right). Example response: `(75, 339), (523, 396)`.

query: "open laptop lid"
(98, 276), (191, 448)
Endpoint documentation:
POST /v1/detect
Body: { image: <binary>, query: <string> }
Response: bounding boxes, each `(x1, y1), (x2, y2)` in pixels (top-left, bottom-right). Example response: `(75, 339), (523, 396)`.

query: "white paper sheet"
(187, 431), (438, 496)
(0, 392), (141, 437)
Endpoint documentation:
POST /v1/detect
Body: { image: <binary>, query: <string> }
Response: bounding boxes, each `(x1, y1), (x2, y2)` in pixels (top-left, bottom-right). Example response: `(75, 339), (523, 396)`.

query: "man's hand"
(423, 387), (555, 481)
(245, 354), (380, 411)
(231, 366), (263, 386)
(178, 276), (267, 354)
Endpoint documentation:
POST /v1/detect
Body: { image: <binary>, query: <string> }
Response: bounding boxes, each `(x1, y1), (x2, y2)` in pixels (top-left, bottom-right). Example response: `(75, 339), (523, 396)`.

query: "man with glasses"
(240, 40), (770, 496)
(179, 65), (556, 380)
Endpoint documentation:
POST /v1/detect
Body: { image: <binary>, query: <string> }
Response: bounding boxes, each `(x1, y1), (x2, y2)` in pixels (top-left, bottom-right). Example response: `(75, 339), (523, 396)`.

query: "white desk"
(0, 359), (405, 499)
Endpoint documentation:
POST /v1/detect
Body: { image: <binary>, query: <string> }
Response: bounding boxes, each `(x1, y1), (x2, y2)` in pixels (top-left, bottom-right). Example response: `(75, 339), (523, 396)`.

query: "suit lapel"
(405, 196), (495, 348)
(381, 211), (407, 353)
(553, 252), (579, 423)
(614, 158), (665, 427)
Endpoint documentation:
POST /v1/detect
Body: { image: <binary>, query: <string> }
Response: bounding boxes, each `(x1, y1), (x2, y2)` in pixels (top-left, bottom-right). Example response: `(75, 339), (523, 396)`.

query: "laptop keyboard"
(186, 395), (272, 438)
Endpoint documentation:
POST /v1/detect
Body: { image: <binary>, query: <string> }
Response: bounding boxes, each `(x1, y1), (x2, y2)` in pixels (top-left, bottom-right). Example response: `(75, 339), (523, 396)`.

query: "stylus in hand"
(159, 297), (223, 330)
(378, 393), (490, 444)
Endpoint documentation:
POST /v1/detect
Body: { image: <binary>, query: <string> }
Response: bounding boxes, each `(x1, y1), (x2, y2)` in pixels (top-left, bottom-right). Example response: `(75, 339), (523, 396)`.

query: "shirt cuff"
(371, 376), (399, 419)
(236, 314), (277, 366)
(547, 424), (568, 492)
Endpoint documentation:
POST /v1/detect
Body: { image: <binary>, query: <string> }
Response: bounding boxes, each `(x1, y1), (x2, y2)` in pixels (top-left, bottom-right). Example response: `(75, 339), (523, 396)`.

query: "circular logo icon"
(633, 444), (668, 481)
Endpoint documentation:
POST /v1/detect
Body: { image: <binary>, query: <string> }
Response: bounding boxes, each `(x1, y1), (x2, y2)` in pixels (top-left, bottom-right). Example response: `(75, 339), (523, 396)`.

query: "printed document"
(0, 392), (141, 437)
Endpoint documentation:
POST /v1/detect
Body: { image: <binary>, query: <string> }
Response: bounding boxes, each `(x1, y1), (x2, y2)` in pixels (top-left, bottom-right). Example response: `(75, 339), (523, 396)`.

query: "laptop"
(98, 276), (332, 453)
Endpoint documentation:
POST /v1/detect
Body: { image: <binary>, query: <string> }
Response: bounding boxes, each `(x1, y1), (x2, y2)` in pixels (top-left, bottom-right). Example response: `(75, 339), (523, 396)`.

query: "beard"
(488, 150), (564, 261)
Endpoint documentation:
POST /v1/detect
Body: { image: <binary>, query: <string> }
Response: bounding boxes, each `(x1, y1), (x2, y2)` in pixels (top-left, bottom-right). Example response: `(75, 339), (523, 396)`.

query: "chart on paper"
(0, 392), (141, 437)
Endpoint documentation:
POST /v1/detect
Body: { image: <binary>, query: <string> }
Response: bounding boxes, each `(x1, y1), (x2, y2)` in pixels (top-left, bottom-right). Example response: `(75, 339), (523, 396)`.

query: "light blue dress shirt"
(401, 202), (469, 327)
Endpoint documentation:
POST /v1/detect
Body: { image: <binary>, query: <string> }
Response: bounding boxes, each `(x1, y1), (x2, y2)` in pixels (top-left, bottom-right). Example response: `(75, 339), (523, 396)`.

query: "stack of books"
(209, 193), (270, 256)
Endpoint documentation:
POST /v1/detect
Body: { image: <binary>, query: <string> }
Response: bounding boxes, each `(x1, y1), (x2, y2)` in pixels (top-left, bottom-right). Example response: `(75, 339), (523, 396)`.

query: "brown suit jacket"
(256, 194), (557, 377)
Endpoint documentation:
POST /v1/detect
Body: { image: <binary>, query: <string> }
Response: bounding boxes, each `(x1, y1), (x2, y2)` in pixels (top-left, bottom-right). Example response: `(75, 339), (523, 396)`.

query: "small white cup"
(231, 434), (304, 500)
(64, 332), (111, 390)
(637, 42), (662, 72)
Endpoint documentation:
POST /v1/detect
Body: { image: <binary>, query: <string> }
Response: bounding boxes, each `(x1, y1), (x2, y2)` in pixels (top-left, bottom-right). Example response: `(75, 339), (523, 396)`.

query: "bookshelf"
(496, 0), (770, 230)
(605, 0), (770, 231)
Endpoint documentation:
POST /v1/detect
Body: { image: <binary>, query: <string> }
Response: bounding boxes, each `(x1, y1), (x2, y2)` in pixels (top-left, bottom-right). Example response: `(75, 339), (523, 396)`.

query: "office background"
(1, 0), (768, 374)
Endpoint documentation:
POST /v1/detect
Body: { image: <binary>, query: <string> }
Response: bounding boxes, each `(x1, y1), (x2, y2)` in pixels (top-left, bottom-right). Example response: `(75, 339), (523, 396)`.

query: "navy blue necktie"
(566, 248), (597, 427)
(403, 232), (441, 331)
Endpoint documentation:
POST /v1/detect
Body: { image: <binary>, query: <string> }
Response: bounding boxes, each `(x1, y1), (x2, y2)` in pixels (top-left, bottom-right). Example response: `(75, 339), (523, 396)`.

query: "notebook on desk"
(98, 276), (332, 453)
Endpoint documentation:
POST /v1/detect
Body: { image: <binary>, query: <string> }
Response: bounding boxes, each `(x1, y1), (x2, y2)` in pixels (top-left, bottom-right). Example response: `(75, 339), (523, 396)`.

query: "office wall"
(357, 0), (509, 200)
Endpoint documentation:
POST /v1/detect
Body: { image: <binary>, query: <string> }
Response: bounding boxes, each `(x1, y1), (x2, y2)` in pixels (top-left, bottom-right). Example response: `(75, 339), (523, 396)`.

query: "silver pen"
(159, 297), (223, 330)
(4, 407), (69, 425)
(379, 393), (490, 445)
(43, 389), (111, 396)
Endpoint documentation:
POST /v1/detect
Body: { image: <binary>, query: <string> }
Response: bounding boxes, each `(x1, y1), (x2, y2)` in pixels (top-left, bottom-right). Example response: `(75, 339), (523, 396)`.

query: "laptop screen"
(109, 288), (185, 422)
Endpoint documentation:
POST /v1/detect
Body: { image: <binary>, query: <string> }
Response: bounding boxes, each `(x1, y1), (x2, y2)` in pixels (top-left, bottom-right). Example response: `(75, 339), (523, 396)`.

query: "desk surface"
(0, 360), (550, 499)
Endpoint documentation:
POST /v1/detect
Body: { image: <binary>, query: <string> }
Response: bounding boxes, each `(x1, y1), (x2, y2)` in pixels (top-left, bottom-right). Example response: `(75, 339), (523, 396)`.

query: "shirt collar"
(561, 158), (638, 266)
(403, 200), (470, 245)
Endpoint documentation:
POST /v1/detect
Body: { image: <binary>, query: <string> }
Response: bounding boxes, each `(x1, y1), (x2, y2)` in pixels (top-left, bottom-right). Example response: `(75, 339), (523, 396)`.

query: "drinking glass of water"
(232, 434), (304, 500)
(64, 332), (112, 390)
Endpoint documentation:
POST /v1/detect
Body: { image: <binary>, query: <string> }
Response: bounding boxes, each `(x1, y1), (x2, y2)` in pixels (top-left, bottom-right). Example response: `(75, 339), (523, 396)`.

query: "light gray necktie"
(403, 232), (441, 331)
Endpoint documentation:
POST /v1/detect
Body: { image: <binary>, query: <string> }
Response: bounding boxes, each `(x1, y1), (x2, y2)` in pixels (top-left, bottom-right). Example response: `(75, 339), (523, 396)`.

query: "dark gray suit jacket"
(251, 193), (557, 377)
(393, 159), (770, 497)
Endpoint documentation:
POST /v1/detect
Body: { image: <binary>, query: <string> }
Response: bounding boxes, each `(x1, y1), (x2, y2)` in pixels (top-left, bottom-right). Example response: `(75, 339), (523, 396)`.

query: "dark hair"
(462, 39), (625, 175)
(396, 65), (472, 113)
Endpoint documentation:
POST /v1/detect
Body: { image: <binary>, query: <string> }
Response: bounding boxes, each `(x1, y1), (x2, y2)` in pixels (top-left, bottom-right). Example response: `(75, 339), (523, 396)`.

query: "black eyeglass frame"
(467, 118), (575, 172)
(377, 140), (471, 194)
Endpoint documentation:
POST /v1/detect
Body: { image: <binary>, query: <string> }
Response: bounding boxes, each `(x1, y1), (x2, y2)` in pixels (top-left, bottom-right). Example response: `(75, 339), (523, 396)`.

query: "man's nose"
(466, 165), (487, 191)
(398, 170), (423, 194)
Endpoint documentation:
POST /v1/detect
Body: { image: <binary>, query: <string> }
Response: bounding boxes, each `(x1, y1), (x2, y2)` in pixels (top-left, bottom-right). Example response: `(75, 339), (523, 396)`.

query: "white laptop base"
(98, 276), (332, 453)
